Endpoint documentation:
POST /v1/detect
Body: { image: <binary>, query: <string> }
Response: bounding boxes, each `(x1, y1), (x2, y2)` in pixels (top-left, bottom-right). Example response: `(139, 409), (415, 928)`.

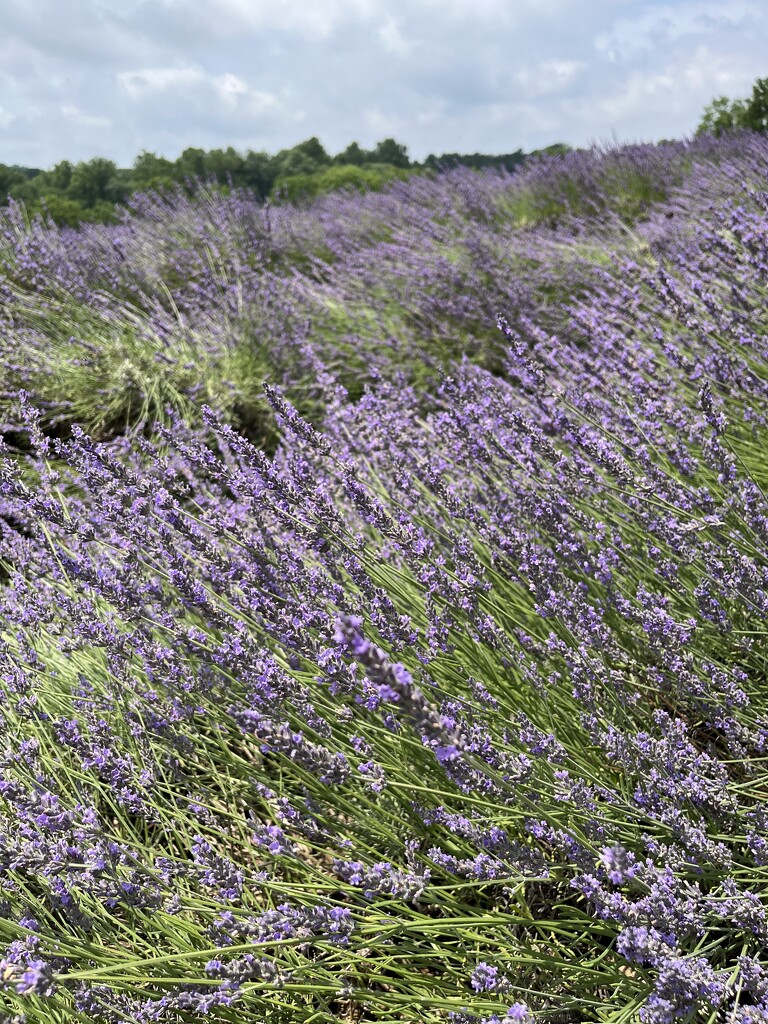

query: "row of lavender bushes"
(0, 133), (752, 444)
(0, 133), (767, 1021)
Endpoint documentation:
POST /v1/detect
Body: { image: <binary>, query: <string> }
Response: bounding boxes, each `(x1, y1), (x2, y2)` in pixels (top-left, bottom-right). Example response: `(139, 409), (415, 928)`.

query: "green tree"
(372, 138), (410, 168)
(47, 160), (74, 193)
(293, 137), (331, 165)
(8, 161), (72, 206)
(203, 146), (245, 184)
(132, 151), (177, 189)
(272, 163), (410, 202)
(0, 164), (28, 200)
(240, 150), (274, 197)
(67, 158), (122, 207)
(695, 95), (749, 137)
(271, 137), (331, 180)
(423, 150), (527, 172)
(177, 147), (207, 179)
(39, 194), (92, 228)
(533, 143), (572, 158)
(333, 142), (369, 166)
(744, 76), (768, 133)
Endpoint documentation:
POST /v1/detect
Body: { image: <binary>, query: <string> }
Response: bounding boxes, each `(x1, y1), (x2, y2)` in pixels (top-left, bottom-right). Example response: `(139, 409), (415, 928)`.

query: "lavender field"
(1, 133), (768, 1023)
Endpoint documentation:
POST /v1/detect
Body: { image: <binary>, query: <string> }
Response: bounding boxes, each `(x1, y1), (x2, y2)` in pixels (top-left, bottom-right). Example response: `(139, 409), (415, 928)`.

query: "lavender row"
(1, 133), (763, 442)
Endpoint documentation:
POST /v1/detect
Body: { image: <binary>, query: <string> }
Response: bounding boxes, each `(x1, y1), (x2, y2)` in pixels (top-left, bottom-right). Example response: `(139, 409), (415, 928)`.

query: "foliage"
(695, 96), (750, 137)
(696, 75), (768, 136)
(745, 76), (768, 132)
(0, 138), (415, 223)
(371, 137), (411, 168)
(272, 162), (413, 201)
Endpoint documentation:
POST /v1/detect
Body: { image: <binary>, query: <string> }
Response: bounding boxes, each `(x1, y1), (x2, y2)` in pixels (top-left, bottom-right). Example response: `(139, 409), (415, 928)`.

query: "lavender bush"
(0, 134), (767, 1021)
(0, 133), (759, 440)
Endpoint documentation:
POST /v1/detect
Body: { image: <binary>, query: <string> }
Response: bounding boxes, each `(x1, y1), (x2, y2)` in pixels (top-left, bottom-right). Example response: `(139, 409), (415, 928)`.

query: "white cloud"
(190, 0), (377, 38)
(363, 107), (400, 136)
(595, 0), (761, 59)
(0, 0), (767, 167)
(418, 0), (574, 22)
(118, 65), (277, 115)
(118, 66), (205, 98)
(378, 17), (413, 57)
(60, 104), (112, 127)
(211, 72), (248, 106)
(567, 43), (763, 144)
(674, 45), (760, 95)
(592, 69), (678, 122)
(515, 59), (587, 97)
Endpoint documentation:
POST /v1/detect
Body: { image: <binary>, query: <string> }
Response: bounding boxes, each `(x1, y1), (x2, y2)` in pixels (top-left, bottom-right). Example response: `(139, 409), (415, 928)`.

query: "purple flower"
(14, 958), (56, 997)
(470, 962), (511, 993)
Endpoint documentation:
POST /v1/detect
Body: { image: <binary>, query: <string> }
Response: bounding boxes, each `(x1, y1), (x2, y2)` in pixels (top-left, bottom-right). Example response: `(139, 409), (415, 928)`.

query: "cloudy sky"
(0, 0), (765, 168)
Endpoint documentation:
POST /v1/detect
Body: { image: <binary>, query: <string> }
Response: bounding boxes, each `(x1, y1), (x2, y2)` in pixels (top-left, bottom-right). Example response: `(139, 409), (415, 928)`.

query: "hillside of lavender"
(1, 132), (768, 1023)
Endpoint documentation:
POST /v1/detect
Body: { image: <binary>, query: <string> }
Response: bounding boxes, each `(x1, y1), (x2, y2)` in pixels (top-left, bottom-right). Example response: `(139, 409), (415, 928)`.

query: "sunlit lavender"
(0, 133), (768, 1022)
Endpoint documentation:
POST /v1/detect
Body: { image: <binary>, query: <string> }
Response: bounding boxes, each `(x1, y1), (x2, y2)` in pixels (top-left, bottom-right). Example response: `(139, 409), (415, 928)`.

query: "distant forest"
(0, 136), (570, 227)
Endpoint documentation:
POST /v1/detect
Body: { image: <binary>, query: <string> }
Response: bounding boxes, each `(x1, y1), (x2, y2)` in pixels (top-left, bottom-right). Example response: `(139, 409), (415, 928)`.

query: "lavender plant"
(0, 135), (768, 1022)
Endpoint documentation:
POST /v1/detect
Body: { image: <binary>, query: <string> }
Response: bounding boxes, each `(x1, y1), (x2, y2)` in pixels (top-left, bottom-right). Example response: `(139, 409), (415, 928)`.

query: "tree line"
(3, 71), (767, 231)
(696, 75), (768, 137)
(0, 137), (568, 228)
